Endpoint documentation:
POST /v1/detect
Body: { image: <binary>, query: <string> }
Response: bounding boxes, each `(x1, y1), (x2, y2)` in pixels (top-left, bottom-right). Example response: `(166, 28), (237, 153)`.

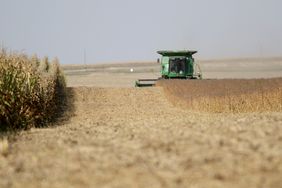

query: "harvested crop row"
(0, 50), (66, 131)
(157, 78), (282, 113)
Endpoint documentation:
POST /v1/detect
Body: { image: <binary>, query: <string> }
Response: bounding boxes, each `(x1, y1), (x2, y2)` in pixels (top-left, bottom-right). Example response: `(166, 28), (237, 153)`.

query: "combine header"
(135, 50), (202, 87)
(135, 79), (158, 87)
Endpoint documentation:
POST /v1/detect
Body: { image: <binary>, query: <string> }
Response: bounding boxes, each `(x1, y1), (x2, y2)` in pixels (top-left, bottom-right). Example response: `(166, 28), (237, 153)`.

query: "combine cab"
(135, 50), (202, 87)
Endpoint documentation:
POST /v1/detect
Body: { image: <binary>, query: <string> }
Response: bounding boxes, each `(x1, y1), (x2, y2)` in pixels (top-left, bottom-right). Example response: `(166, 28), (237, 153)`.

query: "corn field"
(157, 78), (282, 113)
(0, 49), (66, 131)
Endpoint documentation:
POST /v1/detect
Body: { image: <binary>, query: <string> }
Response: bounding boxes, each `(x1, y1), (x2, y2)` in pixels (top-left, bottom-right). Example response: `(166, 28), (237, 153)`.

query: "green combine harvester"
(135, 50), (202, 87)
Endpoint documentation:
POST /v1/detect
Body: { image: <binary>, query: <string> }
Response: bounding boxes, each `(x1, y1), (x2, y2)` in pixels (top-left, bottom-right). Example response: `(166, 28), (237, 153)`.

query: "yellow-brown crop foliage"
(157, 78), (282, 113)
(0, 49), (66, 131)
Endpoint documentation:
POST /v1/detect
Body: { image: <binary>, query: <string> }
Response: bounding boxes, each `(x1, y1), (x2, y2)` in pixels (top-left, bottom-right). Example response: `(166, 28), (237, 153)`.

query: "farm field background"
(64, 57), (282, 87)
(1, 57), (282, 188)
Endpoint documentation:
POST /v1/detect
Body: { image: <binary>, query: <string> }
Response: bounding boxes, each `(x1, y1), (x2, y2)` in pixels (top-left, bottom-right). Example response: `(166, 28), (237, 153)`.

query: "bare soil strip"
(1, 87), (282, 188)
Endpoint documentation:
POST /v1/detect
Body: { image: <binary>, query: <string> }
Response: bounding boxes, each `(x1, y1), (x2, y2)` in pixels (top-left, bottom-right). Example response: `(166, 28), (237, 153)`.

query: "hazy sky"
(1, 0), (282, 64)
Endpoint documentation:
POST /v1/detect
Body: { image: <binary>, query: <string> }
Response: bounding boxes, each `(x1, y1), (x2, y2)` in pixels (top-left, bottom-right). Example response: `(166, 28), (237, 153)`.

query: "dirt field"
(1, 58), (282, 188)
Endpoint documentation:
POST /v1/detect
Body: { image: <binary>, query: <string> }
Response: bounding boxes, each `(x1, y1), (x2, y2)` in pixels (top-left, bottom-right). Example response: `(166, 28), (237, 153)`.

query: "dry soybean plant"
(0, 49), (66, 131)
(157, 79), (282, 113)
